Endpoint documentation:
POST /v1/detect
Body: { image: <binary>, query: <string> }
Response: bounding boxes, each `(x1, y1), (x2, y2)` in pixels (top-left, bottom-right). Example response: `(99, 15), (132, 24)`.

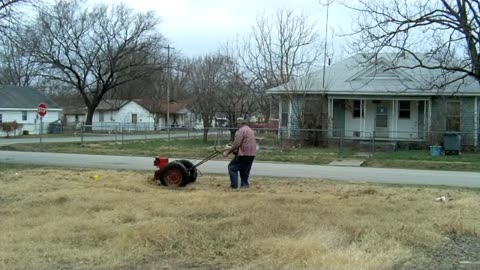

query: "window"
(399, 101), (410, 119)
(446, 101), (461, 131)
(132, 113), (138, 124)
(281, 99), (289, 127)
(22, 111), (27, 121)
(353, 100), (363, 118)
(99, 111), (104, 122)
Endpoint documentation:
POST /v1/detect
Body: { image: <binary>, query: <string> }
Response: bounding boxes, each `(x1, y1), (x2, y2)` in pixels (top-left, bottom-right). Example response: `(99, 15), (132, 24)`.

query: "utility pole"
(164, 45), (174, 141)
(322, 0), (332, 89)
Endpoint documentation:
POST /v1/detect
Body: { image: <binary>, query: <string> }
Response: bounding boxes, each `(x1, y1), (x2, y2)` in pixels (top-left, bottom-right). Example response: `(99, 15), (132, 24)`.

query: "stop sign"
(38, 103), (48, 118)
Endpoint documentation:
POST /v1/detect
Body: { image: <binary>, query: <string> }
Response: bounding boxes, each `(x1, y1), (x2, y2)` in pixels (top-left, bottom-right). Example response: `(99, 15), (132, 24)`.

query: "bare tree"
(345, 0), (480, 86)
(186, 54), (226, 142)
(0, 1), (40, 85)
(0, 0), (30, 33)
(22, 1), (164, 128)
(235, 9), (323, 121)
(216, 57), (256, 140)
(0, 27), (40, 85)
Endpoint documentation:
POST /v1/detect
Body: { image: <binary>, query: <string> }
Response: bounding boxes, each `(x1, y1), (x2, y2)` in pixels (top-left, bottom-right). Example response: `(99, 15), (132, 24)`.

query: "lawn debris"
(435, 193), (451, 202)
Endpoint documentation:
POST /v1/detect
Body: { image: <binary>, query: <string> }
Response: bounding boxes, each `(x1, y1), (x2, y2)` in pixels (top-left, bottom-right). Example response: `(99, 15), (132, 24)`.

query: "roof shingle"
(0, 85), (61, 109)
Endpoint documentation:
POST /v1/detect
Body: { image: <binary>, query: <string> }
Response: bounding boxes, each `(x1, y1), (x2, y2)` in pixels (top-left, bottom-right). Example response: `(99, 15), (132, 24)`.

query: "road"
(0, 131), (208, 146)
(1, 151), (479, 188)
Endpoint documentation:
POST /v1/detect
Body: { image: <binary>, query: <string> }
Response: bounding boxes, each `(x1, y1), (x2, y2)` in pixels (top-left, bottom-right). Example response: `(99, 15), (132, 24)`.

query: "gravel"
(395, 234), (480, 270)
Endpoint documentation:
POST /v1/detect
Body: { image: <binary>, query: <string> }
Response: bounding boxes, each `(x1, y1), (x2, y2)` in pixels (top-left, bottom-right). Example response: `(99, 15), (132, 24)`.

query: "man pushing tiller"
(153, 117), (256, 189)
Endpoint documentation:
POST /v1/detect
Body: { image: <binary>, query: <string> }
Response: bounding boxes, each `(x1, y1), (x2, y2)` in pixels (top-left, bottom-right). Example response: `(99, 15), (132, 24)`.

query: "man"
(224, 117), (256, 190)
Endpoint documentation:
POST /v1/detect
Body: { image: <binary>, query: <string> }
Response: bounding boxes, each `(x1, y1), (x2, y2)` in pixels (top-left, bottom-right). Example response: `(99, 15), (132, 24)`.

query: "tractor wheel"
(159, 162), (189, 187)
(176, 160), (198, 183)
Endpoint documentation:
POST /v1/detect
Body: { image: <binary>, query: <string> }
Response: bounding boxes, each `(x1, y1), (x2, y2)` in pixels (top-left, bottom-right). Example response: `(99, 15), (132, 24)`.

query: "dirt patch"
(396, 234), (480, 270)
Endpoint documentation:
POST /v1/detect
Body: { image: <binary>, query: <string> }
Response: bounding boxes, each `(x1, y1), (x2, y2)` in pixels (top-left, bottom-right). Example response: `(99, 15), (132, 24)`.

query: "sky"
(92, 0), (356, 58)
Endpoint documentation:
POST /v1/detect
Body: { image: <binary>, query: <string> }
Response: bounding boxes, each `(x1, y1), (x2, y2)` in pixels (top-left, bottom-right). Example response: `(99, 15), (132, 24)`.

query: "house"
(136, 99), (193, 129)
(267, 54), (480, 148)
(65, 99), (193, 131)
(0, 85), (62, 136)
(63, 106), (87, 128)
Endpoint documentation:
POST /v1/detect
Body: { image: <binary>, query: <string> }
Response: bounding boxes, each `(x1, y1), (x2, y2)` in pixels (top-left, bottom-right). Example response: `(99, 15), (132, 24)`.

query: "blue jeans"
(228, 156), (255, 189)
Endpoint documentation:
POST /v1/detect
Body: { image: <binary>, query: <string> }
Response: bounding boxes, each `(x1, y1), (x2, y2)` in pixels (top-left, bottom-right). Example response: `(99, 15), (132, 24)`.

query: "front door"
(375, 103), (389, 138)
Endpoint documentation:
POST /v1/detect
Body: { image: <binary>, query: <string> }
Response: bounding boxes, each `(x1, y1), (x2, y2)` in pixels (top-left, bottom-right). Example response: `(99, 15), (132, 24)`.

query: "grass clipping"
(0, 167), (479, 270)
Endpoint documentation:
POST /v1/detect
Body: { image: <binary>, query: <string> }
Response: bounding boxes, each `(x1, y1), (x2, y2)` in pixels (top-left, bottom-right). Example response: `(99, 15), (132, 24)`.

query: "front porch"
(327, 97), (431, 141)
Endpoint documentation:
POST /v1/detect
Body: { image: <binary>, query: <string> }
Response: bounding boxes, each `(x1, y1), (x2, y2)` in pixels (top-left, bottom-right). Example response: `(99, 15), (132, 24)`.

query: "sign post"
(38, 103), (48, 151)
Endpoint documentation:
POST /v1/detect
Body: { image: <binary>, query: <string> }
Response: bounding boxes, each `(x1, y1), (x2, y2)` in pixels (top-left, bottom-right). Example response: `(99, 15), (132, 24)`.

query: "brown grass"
(0, 166), (479, 270)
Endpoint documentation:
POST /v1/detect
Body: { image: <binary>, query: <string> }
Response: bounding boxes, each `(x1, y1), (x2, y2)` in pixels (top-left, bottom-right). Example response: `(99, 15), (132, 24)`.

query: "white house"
(68, 99), (193, 131)
(0, 85), (62, 137)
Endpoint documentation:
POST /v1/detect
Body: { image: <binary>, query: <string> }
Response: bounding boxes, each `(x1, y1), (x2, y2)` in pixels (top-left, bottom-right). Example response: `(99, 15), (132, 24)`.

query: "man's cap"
(236, 117), (248, 124)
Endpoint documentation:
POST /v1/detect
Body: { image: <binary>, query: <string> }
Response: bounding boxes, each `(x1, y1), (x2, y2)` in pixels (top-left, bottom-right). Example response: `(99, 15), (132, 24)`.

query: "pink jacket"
(228, 125), (256, 156)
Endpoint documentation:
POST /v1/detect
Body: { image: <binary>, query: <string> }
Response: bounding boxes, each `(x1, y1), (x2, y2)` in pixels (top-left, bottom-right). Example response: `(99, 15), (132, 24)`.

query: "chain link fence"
(2, 121), (479, 154)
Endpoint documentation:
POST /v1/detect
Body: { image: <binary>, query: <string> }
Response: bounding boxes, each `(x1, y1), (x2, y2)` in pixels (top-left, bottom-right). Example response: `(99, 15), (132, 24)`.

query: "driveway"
(1, 151), (479, 188)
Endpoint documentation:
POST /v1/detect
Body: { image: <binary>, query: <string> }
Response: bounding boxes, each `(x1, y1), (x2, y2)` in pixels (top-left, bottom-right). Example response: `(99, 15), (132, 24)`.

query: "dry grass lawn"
(0, 166), (479, 270)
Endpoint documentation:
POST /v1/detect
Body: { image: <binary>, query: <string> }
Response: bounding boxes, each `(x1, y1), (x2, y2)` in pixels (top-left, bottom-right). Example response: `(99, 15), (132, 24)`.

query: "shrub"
(0, 121), (24, 137)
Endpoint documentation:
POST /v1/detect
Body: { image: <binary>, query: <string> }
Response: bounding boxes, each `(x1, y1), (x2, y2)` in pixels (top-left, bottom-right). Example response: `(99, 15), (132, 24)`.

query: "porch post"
(328, 98), (333, 137)
(359, 99), (364, 138)
(428, 98), (432, 132)
(288, 99), (292, 138)
(393, 100), (398, 139)
(424, 100), (428, 139)
(475, 97), (478, 147)
(363, 99), (367, 138)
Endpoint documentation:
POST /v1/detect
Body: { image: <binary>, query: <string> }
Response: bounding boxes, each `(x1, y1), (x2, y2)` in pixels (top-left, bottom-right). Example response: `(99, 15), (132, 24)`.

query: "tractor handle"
(192, 146), (229, 168)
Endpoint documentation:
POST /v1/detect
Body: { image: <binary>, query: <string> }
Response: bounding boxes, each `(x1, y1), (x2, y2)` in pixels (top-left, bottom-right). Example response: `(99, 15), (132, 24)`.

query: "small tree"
(186, 54), (226, 143)
(0, 121), (23, 137)
(236, 9), (323, 121)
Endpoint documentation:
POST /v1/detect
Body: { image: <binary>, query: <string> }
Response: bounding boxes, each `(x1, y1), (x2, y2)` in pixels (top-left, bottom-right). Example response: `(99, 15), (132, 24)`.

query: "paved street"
(0, 131), (207, 146)
(1, 151), (479, 188)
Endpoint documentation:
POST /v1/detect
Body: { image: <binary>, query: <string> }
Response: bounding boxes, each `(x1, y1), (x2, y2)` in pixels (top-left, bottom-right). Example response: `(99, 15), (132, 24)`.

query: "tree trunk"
(230, 129), (236, 141)
(85, 106), (95, 132)
(203, 128), (209, 143)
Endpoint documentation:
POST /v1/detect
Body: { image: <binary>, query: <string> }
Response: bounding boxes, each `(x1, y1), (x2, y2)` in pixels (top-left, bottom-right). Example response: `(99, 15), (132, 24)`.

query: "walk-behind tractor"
(153, 149), (224, 187)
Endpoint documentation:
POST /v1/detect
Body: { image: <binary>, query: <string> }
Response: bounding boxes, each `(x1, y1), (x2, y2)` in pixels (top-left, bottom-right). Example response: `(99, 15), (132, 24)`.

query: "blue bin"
(430, 146), (442, 156)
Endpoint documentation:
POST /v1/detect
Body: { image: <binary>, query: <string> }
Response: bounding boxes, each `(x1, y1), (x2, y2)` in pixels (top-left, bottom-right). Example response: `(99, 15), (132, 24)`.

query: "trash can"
(443, 133), (462, 155)
(430, 145), (442, 156)
(48, 120), (63, 134)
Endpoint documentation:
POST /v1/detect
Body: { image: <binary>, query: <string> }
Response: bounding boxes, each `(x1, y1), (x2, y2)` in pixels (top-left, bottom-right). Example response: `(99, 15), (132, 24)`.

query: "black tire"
(176, 160), (198, 183)
(159, 162), (189, 187)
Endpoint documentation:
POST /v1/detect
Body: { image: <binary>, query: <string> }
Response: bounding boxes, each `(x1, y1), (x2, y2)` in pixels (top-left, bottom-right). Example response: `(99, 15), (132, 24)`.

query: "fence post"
(145, 126), (147, 141)
(39, 117), (44, 152)
(121, 124), (124, 145)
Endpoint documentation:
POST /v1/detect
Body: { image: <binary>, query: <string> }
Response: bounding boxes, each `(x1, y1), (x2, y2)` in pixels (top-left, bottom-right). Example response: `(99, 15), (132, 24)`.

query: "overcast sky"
(91, 0), (355, 58)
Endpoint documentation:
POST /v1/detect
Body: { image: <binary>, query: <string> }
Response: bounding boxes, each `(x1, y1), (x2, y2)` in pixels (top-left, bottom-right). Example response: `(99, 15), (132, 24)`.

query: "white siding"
(65, 114), (86, 127)
(343, 99), (419, 138)
(116, 101), (153, 123)
(396, 101), (419, 139)
(0, 109), (62, 136)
